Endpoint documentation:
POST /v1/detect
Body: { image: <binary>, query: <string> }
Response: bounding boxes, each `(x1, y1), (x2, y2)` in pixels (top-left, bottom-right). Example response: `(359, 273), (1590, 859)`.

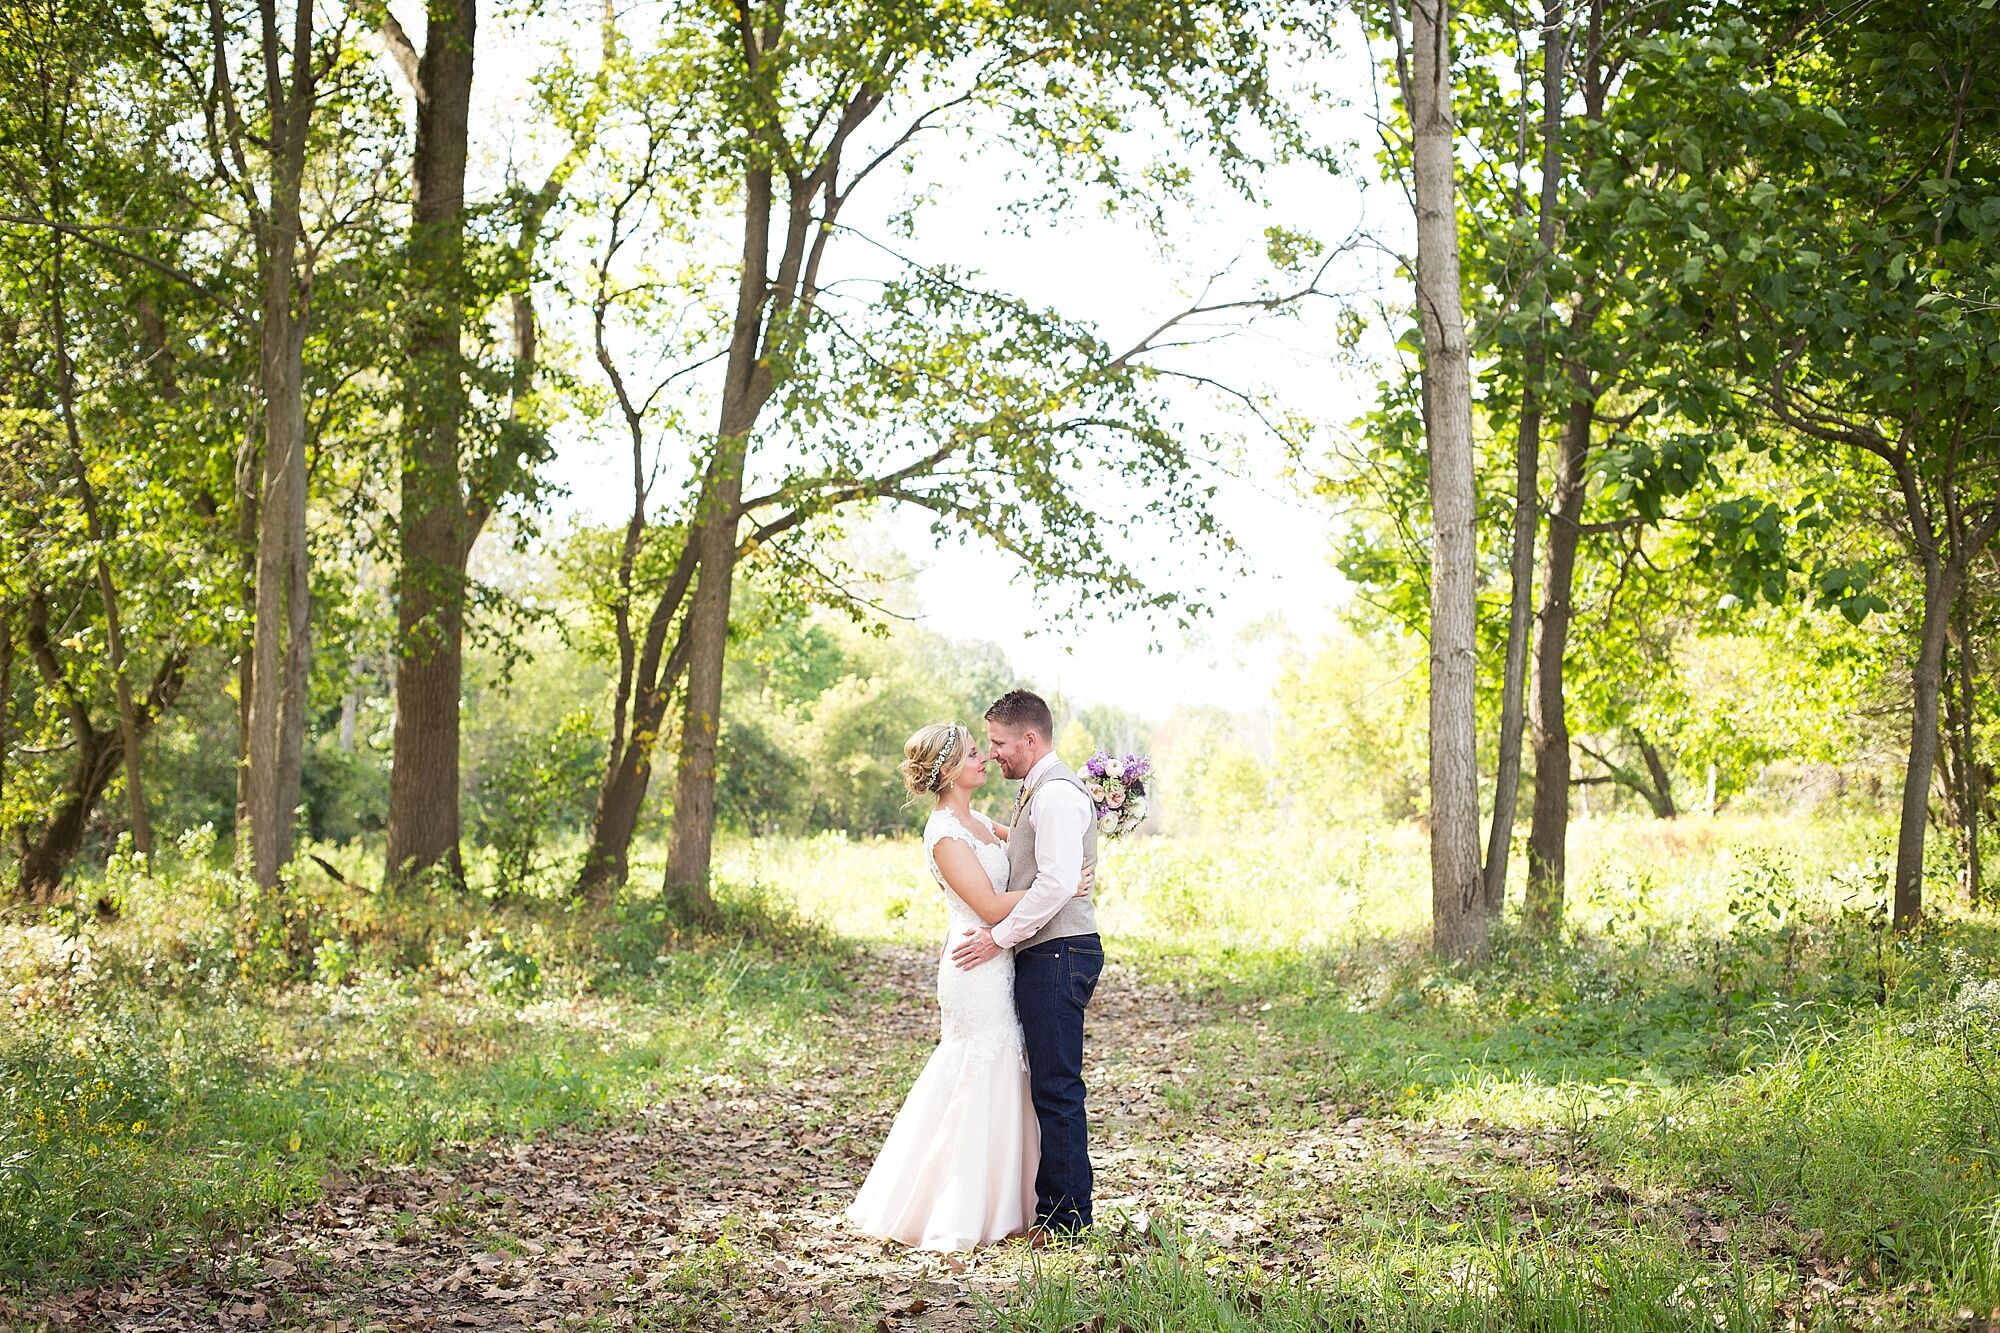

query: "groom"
(952, 689), (1103, 1240)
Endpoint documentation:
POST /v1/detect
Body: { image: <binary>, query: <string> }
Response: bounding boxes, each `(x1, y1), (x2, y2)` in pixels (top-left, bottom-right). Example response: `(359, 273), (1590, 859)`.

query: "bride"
(845, 722), (1091, 1251)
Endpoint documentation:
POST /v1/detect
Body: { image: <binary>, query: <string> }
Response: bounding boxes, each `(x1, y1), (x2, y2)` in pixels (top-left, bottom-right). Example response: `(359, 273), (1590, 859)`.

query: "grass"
(3, 812), (1998, 1329)
(0, 827), (849, 1289)
(1608, 1002), (2000, 1298)
(993, 1223), (1814, 1332)
(722, 813), (2000, 1324)
(1057, 816), (2000, 1324)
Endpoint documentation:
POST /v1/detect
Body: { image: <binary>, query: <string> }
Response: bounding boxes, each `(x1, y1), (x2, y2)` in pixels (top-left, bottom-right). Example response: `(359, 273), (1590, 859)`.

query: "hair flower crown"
(926, 726), (964, 789)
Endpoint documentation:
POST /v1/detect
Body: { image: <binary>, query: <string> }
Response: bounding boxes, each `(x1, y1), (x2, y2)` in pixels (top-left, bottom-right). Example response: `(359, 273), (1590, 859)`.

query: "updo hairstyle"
(900, 722), (971, 802)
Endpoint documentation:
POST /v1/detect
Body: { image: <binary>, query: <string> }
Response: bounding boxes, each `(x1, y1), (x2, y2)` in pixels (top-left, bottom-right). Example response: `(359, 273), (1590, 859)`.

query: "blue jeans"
(1013, 932), (1103, 1232)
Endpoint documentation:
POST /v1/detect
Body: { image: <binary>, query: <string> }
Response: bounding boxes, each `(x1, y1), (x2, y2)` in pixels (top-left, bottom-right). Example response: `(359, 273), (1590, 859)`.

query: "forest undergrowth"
(1, 816), (1995, 1330)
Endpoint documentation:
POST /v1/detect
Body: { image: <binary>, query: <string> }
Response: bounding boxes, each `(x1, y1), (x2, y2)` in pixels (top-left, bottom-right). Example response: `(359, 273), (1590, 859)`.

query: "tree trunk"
(1482, 0), (1567, 915)
(384, 542), (466, 887)
(274, 308), (311, 863)
(245, 246), (311, 888)
(1953, 585), (1980, 906)
(658, 135), (782, 915)
(579, 579), (649, 898)
(1405, 0), (1486, 961)
(233, 431), (256, 868)
(1634, 730), (1676, 818)
(645, 16), (877, 905)
(580, 727), (653, 897)
(242, 10), (316, 890)
(1895, 553), (1957, 927)
(1524, 392), (1592, 934)
(1939, 637), (1968, 828)
(384, 0), (477, 889)
(576, 637), (694, 898)
(575, 255), (694, 900)
(661, 432), (759, 915)
(15, 599), (188, 899)
(663, 513), (740, 918)
(576, 567), (698, 899)
(15, 721), (118, 901)
(0, 627), (10, 844)
(99, 564), (149, 860)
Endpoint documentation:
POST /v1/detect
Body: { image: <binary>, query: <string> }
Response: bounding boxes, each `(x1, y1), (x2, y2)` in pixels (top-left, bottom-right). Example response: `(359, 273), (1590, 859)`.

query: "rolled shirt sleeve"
(992, 777), (1093, 949)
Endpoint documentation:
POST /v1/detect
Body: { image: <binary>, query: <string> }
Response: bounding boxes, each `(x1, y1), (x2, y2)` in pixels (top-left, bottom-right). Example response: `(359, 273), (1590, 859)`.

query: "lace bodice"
(923, 808), (1010, 933)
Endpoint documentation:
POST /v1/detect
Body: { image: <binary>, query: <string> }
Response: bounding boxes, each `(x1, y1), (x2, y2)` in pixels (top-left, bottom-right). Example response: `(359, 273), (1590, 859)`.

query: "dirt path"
(10, 945), (1587, 1332)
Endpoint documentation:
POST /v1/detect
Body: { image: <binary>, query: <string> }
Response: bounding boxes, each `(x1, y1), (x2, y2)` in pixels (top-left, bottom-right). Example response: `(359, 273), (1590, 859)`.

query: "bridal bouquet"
(1082, 751), (1151, 839)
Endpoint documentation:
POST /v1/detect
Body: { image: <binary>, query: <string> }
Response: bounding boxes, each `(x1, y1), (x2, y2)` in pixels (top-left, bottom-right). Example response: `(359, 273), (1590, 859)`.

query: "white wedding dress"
(845, 808), (1039, 1251)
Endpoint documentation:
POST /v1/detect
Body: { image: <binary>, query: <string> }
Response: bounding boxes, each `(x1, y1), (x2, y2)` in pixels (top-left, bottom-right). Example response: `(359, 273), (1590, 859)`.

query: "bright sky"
(442, 5), (1410, 722)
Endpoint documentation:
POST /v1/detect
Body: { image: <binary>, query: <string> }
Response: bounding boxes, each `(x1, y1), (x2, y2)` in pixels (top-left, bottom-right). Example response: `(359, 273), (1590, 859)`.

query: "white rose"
(1097, 815), (1120, 835)
(1127, 797), (1148, 823)
(1104, 758), (1126, 780)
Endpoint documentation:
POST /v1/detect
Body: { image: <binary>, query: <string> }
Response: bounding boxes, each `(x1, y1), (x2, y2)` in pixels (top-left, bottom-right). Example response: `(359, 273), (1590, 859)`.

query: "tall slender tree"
(202, 0), (335, 888)
(1339, 0), (1714, 938)
(1391, 0), (1486, 959)
(1482, 0), (1565, 914)
(378, 0), (478, 887)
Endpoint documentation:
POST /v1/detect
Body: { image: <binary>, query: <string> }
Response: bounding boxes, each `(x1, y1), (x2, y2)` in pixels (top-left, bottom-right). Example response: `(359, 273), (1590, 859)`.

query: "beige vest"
(1007, 760), (1100, 948)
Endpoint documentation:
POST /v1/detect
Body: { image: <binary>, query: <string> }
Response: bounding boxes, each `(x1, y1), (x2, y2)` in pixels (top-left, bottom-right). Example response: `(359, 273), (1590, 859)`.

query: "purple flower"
(1079, 750), (1153, 836)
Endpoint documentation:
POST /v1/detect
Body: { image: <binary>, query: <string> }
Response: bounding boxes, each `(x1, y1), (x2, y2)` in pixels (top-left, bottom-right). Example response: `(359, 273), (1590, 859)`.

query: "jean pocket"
(1068, 946), (1104, 1008)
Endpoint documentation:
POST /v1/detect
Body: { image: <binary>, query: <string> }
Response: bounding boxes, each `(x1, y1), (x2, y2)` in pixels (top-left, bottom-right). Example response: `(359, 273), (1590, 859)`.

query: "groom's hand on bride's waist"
(951, 927), (1002, 970)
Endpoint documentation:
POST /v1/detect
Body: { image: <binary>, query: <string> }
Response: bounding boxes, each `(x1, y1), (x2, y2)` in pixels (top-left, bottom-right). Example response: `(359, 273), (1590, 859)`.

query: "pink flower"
(1108, 789), (1126, 808)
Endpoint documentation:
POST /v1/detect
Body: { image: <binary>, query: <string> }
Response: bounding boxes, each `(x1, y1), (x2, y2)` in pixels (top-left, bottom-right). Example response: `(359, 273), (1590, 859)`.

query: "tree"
(1617, 5), (2000, 925)
(1275, 630), (1429, 823)
(372, 0), (606, 887)
(202, 0), (337, 890)
(1482, 0), (1566, 913)
(375, 0), (478, 888)
(26, 0), (154, 865)
(0, 0), (239, 895)
(1057, 719), (1101, 770)
(1338, 0), (1749, 936)
(1386, 0), (1486, 960)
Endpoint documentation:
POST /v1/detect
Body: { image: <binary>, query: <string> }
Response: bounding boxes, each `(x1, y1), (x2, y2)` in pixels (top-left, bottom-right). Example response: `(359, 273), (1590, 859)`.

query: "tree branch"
(373, 5), (425, 100)
(0, 214), (234, 311)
